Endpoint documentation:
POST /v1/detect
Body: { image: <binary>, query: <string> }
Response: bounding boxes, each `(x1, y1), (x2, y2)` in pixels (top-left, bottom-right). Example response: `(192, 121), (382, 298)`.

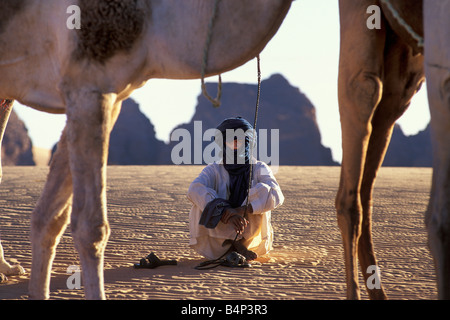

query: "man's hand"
(221, 207), (249, 234)
(228, 215), (248, 234)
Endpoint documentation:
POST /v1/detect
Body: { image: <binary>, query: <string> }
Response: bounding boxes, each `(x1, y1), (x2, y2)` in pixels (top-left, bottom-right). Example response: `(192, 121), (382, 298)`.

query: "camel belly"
(0, 0), (72, 113)
(0, 58), (67, 114)
(19, 90), (66, 114)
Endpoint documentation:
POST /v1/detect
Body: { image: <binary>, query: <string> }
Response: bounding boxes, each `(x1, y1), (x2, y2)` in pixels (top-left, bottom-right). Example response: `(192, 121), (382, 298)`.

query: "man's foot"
(233, 241), (257, 261)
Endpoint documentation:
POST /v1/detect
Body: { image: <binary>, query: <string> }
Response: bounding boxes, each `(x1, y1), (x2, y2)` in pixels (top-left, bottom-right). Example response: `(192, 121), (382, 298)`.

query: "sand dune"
(0, 166), (437, 300)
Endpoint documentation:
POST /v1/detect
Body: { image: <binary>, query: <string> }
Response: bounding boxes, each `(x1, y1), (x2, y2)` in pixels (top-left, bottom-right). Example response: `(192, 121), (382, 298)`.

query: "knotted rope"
(201, 0), (222, 107)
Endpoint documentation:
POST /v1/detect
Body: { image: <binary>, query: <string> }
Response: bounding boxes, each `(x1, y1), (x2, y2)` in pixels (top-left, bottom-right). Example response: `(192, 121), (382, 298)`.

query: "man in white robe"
(187, 117), (284, 260)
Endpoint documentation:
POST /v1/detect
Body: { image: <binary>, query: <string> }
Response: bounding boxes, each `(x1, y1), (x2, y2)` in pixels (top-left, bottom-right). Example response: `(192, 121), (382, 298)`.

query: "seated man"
(187, 117), (284, 261)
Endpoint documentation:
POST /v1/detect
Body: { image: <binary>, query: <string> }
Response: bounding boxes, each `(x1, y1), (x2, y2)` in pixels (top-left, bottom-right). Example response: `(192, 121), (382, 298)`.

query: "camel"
(336, 0), (450, 299)
(0, 99), (26, 280)
(423, 0), (450, 300)
(0, 0), (292, 299)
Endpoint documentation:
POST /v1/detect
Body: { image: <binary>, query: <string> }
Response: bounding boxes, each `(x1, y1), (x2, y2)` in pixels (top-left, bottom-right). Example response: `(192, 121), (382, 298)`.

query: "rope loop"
(201, 0), (222, 108)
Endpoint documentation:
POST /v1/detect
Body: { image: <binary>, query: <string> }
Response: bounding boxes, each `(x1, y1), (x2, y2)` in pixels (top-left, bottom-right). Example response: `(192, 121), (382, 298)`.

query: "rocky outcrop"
(26, 77), (435, 168)
(167, 74), (338, 166)
(108, 98), (170, 165)
(2, 110), (35, 165)
(383, 124), (432, 167)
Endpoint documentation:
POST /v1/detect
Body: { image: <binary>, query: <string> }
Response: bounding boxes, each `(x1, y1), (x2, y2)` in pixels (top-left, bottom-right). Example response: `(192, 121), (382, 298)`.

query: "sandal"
(134, 252), (177, 269)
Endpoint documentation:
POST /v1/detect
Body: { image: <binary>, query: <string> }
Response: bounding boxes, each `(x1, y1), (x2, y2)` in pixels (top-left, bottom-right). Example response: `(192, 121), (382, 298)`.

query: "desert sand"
(31, 147), (51, 167)
(0, 165), (437, 300)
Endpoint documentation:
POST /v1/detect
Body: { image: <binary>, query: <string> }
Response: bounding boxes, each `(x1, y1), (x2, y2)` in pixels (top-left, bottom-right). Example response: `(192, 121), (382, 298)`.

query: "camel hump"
(74, 0), (146, 63)
(0, 0), (29, 35)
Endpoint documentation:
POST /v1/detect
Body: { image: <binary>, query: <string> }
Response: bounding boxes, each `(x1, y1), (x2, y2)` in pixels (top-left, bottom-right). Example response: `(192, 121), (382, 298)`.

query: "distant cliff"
(167, 74), (338, 166)
(48, 75), (432, 167)
(2, 110), (35, 166)
(108, 98), (169, 165)
(384, 124), (432, 167)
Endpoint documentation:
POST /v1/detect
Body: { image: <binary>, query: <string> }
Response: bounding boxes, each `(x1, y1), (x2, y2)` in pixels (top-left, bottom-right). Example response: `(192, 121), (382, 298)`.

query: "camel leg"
(336, 0), (387, 300)
(0, 99), (13, 183)
(28, 128), (73, 299)
(358, 29), (424, 300)
(424, 0), (450, 300)
(64, 87), (121, 300)
(426, 74), (450, 299)
(0, 99), (25, 280)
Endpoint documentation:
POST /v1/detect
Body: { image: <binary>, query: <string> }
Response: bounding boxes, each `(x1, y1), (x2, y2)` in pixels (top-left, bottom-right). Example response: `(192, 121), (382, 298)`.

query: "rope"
(243, 55), (261, 220)
(380, 0), (424, 48)
(201, 0), (222, 108)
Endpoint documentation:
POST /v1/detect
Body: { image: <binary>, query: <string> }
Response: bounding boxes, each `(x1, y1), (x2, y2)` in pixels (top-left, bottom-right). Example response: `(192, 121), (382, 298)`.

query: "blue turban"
(215, 117), (255, 208)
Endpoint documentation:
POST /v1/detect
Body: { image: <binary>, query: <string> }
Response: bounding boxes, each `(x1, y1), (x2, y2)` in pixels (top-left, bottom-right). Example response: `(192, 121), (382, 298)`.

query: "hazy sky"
(14, 0), (430, 163)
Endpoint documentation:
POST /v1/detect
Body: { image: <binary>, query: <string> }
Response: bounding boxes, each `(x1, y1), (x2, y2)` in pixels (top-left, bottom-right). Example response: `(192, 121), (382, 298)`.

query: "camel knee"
(336, 206), (362, 238)
(31, 205), (70, 249)
(351, 71), (383, 107)
(336, 187), (363, 238)
(72, 220), (110, 256)
(339, 70), (383, 122)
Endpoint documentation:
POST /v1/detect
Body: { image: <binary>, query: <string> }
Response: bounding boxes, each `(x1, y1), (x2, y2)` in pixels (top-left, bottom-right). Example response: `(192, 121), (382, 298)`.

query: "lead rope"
(195, 56), (262, 270)
(243, 55), (261, 220)
(200, 0), (222, 108)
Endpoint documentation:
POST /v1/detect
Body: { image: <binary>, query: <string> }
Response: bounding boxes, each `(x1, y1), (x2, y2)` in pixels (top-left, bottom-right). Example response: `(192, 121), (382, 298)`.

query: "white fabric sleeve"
(247, 162), (284, 215)
(186, 165), (219, 212)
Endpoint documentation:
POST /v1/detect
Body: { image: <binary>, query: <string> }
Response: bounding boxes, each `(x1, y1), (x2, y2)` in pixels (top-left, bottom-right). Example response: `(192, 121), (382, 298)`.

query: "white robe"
(187, 161), (284, 260)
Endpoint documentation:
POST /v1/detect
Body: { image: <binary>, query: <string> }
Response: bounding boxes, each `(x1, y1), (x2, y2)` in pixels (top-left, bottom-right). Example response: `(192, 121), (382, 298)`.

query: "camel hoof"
(8, 264), (25, 276)
(0, 273), (7, 283)
(1, 264), (25, 276)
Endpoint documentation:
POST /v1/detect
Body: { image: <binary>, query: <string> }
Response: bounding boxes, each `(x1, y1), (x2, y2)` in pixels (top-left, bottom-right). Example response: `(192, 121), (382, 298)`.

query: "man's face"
(225, 138), (244, 150)
(224, 137), (247, 164)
